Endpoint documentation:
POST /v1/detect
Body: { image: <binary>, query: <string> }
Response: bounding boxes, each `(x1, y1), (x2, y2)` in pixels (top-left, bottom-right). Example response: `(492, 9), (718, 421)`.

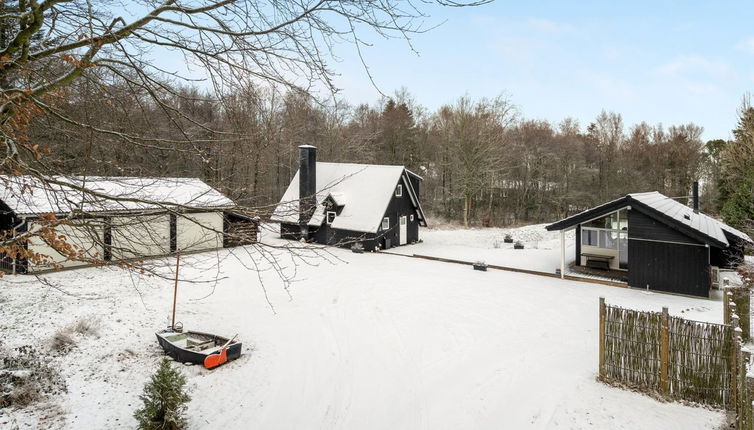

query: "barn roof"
(271, 162), (426, 233)
(0, 176), (235, 216)
(545, 191), (752, 248)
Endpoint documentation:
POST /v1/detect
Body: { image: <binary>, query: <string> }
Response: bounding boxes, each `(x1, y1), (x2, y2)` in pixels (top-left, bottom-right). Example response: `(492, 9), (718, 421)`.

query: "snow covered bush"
(0, 345), (66, 408)
(134, 359), (191, 430)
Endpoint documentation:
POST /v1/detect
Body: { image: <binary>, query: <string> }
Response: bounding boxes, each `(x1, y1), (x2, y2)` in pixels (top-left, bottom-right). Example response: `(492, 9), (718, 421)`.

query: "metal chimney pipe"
(298, 145), (317, 229)
(692, 181), (699, 213)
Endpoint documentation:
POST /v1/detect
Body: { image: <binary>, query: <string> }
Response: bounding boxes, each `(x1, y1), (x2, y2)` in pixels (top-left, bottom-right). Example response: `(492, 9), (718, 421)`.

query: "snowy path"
(1, 233), (724, 429)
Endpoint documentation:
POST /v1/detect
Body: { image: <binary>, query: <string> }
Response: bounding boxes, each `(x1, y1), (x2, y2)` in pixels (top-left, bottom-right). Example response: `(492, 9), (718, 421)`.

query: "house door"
(399, 215), (407, 245)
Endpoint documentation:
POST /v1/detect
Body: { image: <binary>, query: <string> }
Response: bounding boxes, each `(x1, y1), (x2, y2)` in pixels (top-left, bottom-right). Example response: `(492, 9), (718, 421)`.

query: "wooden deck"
(566, 264), (628, 284)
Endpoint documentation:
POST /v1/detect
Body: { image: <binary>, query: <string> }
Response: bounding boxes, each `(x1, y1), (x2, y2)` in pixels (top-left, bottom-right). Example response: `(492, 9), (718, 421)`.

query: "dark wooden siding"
(281, 176), (422, 251)
(378, 179), (420, 248)
(280, 223), (303, 240)
(627, 208), (711, 297)
(575, 224), (581, 266)
(710, 231), (745, 269)
(629, 209), (700, 245)
(628, 239), (710, 297)
(628, 209), (710, 297)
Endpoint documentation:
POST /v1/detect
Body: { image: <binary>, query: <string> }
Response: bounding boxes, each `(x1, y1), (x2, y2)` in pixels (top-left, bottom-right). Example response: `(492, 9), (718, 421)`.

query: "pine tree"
(134, 359), (191, 430)
(719, 99), (754, 233)
(721, 170), (754, 236)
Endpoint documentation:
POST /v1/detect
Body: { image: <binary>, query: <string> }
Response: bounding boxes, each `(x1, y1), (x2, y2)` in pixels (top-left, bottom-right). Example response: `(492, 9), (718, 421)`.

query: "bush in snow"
(134, 359), (191, 430)
(0, 344), (66, 408)
(71, 317), (100, 337)
(50, 331), (75, 353)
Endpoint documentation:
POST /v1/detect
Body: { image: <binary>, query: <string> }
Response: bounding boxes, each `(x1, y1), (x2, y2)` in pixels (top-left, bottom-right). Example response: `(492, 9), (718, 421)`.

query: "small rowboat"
(156, 254), (242, 369)
(156, 328), (242, 368)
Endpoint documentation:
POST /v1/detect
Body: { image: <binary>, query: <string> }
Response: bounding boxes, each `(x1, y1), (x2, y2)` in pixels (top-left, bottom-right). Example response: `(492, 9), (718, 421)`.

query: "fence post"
(732, 313), (741, 414)
(724, 288), (731, 325)
(599, 297), (605, 380)
(733, 287), (752, 342)
(742, 375), (754, 430)
(660, 306), (669, 395)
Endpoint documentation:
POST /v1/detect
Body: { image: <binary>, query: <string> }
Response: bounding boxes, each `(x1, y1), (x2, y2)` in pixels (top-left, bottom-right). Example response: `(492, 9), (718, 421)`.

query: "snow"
(0, 225), (725, 429)
(271, 162), (412, 233)
(390, 223), (575, 274)
(0, 176), (234, 215)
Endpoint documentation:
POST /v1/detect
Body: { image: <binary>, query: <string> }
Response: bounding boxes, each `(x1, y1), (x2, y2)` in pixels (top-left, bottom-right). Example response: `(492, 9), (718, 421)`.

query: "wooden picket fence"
(598, 298), (733, 408)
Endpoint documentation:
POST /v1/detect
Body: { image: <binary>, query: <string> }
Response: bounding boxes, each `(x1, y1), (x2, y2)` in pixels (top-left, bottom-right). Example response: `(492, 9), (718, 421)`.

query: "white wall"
(177, 212), (223, 252)
(111, 214), (170, 259)
(26, 211), (224, 272)
(27, 220), (104, 271)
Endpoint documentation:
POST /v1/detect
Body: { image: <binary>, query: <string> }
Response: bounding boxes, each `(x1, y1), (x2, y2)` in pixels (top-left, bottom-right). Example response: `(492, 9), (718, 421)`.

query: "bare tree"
(0, 0), (489, 273)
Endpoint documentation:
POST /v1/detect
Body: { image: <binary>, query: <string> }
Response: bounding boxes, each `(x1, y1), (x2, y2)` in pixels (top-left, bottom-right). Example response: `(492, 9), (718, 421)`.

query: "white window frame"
(381, 217), (390, 230)
(395, 184), (402, 197)
(410, 214), (414, 222)
(326, 211), (336, 225)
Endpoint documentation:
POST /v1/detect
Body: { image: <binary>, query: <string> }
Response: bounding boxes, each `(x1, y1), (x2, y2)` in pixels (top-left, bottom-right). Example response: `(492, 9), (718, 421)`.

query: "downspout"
(11, 216), (25, 274)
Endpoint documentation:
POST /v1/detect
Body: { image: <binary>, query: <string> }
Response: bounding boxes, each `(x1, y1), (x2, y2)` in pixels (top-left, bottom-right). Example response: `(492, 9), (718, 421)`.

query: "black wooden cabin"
(546, 189), (752, 297)
(271, 145), (427, 251)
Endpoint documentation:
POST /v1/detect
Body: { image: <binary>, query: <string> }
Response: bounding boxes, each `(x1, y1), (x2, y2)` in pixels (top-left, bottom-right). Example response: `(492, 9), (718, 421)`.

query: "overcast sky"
(323, 0), (754, 140)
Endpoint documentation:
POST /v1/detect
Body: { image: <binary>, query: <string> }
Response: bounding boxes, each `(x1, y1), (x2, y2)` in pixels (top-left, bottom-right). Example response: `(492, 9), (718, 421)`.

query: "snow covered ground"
(390, 223), (575, 274)
(0, 225), (725, 429)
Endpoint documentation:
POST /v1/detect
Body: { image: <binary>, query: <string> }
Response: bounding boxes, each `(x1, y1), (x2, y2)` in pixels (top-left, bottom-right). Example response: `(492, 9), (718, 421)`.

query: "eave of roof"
(545, 191), (744, 249)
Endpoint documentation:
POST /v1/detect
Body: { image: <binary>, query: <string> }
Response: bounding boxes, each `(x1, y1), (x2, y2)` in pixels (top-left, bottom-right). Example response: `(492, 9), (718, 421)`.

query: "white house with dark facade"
(271, 145), (427, 251)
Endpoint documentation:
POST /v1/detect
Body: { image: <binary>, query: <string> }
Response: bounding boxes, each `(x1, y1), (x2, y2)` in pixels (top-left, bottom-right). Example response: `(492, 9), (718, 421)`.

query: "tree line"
(26, 79), (754, 235)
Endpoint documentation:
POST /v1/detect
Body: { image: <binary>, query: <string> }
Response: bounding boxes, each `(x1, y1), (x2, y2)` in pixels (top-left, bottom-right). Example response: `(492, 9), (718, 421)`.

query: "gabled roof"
(0, 176), (235, 216)
(545, 191), (752, 248)
(271, 162), (427, 233)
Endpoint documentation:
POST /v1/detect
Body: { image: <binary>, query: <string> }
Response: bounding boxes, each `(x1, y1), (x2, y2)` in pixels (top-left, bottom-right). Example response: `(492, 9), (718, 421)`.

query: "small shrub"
(50, 331), (75, 353)
(0, 345), (66, 408)
(71, 317), (100, 337)
(134, 359), (191, 430)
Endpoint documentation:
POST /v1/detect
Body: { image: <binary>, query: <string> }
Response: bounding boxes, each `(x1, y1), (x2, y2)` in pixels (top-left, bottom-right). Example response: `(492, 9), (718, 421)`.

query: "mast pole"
(171, 253), (180, 330)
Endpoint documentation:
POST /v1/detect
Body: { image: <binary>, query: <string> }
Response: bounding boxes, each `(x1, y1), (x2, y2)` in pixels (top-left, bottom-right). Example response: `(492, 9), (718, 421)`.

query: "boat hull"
(155, 329), (242, 367)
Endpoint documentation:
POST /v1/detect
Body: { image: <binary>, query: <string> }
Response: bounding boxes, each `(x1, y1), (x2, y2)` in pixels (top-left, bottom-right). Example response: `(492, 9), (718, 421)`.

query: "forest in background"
(24, 78), (754, 233)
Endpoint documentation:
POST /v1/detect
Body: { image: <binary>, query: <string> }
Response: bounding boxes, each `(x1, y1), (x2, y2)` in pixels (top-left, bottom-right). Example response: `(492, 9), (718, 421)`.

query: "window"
(599, 230), (618, 249)
(400, 216), (406, 225)
(326, 211), (336, 224)
(395, 184), (402, 197)
(410, 214), (414, 222)
(381, 217), (390, 230)
(582, 229), (598, 246)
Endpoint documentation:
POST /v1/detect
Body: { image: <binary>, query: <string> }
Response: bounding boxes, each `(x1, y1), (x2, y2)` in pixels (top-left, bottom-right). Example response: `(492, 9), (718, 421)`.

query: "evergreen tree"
(721, 170), (754, 236)
(719, 99), (754, 232)
(134, 359), (191, 430)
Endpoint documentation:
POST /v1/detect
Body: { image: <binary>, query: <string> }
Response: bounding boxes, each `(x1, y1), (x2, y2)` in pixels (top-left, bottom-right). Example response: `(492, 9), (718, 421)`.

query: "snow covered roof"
(271, 162), (425, 233)
(545, 191), (752, 248)
(0, 176), (235, 216)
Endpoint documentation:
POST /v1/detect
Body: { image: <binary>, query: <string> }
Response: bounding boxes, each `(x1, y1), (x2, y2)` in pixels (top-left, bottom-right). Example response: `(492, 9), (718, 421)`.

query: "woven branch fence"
(600, 286), (754, 428)
(599, 298), (733, 408)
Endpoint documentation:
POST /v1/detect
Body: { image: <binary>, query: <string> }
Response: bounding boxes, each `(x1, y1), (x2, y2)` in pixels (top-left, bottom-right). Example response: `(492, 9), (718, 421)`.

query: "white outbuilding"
(0, 176), (254, 273)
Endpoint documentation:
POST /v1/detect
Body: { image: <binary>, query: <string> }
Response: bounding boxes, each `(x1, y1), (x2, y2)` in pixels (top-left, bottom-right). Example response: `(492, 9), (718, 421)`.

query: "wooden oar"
(203, 334), (238, 370)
